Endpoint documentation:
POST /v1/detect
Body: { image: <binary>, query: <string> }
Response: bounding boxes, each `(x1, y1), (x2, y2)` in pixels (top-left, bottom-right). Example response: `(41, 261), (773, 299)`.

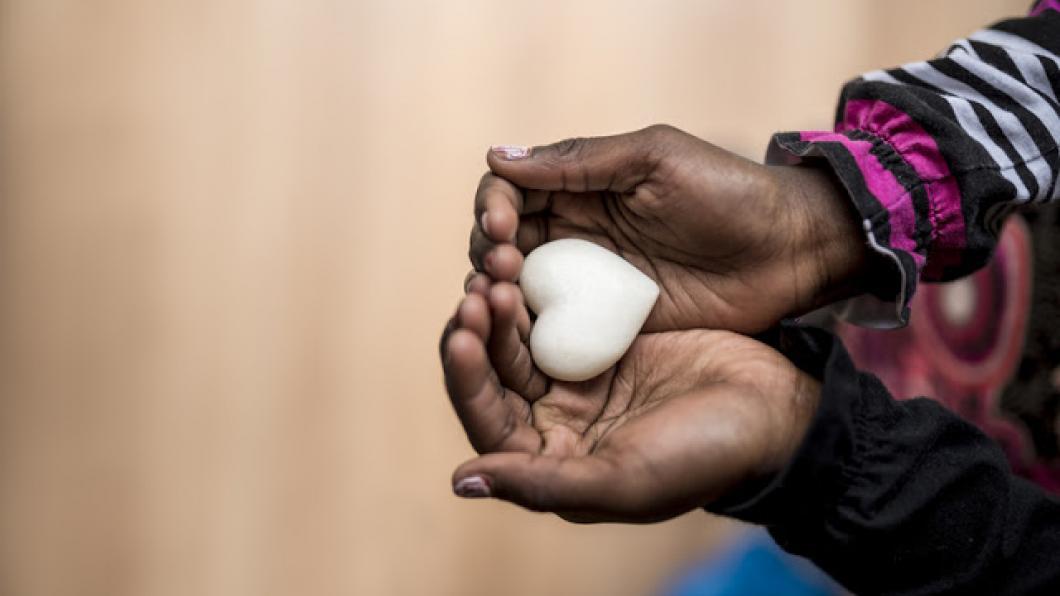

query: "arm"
(443, 286), (1060, 591)
(773, 6), (1060, 326)
(443, 281), (1060, 591)
(713, 327), (1060, 595)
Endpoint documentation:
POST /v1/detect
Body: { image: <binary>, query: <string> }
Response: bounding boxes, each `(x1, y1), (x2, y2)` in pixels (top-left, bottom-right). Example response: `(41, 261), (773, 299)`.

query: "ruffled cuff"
(767, 100), (968, 328)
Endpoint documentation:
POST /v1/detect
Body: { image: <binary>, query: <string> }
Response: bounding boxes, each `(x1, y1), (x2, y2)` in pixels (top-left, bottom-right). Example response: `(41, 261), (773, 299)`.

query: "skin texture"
(471, 124), (871, 334)
(440, 280), (820, 522)
(443, 125), (869, 520)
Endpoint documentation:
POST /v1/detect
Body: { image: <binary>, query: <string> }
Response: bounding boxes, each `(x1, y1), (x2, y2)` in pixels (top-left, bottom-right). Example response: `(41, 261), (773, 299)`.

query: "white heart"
(520, 239), (659, 382)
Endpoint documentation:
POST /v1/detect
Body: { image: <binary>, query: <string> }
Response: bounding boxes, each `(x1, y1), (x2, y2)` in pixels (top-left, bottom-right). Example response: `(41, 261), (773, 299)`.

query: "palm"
(537, 331), (808, 520)
(442, 293), (818, 522)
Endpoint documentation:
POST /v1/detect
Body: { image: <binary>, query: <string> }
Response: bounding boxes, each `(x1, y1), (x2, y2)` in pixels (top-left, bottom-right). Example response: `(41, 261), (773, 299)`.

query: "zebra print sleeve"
(768, 3), (1060, 327)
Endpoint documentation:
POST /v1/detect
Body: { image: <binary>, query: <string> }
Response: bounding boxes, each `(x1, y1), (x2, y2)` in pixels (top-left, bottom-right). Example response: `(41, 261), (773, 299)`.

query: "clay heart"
(520, 239), (659, 382)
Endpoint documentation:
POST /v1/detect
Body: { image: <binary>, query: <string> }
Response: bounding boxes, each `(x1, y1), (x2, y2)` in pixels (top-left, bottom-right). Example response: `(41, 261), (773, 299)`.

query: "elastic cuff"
(767, 131), (922, 327)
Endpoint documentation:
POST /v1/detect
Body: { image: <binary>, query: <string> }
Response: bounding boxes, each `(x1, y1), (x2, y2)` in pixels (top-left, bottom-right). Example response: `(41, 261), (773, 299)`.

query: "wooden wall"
(0, 2), (1030, 595)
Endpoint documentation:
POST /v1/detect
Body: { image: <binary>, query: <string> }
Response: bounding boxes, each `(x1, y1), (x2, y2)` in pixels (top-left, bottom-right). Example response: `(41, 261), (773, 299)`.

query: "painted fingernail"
(454, 476), (492, 498)
(481, 211), (492, 236)
(491, 145), (531, 160)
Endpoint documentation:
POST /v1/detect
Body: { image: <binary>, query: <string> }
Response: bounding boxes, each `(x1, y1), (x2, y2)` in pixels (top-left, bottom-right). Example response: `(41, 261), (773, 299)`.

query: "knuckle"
(475, 171), (497, 196)
(550, 136), (585, 159)
(479, 173), (520, 211)
(641, 124), (682, 168)
(468, 241), (485, 272)
(474, 171), (493, 211)
(476, 172), (507, 206)
(642, 123), (680, 143)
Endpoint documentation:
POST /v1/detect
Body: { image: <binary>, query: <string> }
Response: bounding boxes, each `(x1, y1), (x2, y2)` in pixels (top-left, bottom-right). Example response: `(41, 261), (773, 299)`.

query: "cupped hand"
(471, 125), (870, 334)
(440, 278), (820, 523)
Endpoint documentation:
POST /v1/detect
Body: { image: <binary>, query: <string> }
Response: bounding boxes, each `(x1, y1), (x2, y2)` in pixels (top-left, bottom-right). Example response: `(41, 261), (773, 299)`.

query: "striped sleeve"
(768, 4), (1060, 328)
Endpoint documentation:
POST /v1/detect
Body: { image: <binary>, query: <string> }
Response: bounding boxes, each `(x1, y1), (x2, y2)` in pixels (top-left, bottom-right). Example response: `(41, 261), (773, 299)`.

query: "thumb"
(487, 125), (681, 193)
(451, 451), (653, 520)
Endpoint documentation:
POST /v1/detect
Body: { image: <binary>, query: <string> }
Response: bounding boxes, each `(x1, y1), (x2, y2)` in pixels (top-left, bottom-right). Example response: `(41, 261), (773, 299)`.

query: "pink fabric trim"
(838, 99), (967, 277)
(1031, 0), (1060, 16)
(800, 131), (926, 269)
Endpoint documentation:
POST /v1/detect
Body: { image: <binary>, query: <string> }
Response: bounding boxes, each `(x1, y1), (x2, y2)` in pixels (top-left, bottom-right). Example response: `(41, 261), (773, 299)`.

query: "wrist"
(709, 347), (823, 512)
(770, 164), (877, 314)
(756, 332), (825, 481)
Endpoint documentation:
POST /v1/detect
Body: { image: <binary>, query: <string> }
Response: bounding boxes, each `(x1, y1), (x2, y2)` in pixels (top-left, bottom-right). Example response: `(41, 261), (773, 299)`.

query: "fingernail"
(480, 211), (492, 236)
(453, 475), (491, 498)
(491, 145), (531, 160)
(463, 271), (477, 293)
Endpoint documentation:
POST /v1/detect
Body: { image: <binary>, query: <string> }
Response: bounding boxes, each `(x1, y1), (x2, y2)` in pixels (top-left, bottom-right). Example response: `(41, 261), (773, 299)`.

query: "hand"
(471, 125), (870, 334)
(440, 279), (820, 523)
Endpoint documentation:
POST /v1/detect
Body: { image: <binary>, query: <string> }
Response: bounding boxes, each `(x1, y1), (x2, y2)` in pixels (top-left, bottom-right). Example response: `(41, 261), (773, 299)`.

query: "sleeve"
(769, 4), (1060, 328)
(711, 325), (1060, 596)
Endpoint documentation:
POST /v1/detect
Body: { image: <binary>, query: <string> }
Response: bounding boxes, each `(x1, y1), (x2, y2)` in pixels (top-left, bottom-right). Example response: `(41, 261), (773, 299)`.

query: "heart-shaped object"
(520, 239), (659, 382)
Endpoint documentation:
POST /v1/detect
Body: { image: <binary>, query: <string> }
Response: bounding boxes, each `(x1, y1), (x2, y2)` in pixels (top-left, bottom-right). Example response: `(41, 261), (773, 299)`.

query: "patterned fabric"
(713, 326), (1060, 595)
(768, 4), (1060, 327)
(1033, 0), (1060, 17)
(837, 212), (1060, 493)
(776, 2), (1060, 491)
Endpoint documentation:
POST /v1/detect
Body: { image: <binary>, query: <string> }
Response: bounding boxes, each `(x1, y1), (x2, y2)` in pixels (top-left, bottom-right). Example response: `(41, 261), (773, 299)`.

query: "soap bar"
(520, 239), (659, 382)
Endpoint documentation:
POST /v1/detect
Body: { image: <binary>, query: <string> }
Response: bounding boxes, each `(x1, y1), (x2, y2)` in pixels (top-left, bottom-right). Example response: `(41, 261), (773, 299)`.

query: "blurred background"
(0, 1), (1032, 595)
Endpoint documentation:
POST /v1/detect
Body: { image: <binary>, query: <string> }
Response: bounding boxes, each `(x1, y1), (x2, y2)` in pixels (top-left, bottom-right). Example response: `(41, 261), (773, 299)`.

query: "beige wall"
(0, 1), (1031, 595)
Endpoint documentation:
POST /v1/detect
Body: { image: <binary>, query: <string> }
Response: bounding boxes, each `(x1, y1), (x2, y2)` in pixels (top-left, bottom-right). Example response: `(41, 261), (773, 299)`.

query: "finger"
(452, 452), (650, 518)
(474, 173), (523, 243)
(487, 125), (679, 193)
(495, 281), (532, 337)
(457, 292), (490, 342)
(482, 190), (520, 244)
(464, 270), (490, 295)
(438, 311), (459, 361)
(485, 244), (523, 281)
(522, 189), (553, 215)
(443, 329), (542, 454)
(468, 223), (491, 272)
(514, 215), (550, 255)
(488, 283), (548, 401)
(468, 225), (523, 281)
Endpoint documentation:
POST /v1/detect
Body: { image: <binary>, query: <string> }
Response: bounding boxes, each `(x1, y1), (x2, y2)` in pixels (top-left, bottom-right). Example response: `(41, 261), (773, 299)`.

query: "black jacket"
(713, 326), (1060, 595)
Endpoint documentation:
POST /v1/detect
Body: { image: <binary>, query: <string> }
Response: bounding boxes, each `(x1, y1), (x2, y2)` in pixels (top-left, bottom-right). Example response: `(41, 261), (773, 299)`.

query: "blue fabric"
(661, 528), (841, 596)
